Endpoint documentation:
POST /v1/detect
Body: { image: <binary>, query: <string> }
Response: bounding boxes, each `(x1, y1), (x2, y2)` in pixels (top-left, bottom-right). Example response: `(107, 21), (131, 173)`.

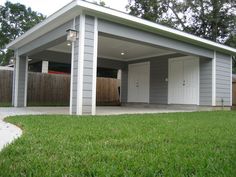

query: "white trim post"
(92, 17), (98, 115)
(77, 14), (85, 115)
(69, 18), (76, 115)
(14, 51), (20, 107)
(212, 51), (216, 106)
(70, 42), (75, 114)
(13, 53), (28, 107)
(24, 56), (29, 107)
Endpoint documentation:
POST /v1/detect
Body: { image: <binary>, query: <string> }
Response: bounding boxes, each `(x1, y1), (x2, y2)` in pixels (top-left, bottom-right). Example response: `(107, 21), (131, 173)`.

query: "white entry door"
(128, 62), (150, 103)
(168, 56), (199, 105)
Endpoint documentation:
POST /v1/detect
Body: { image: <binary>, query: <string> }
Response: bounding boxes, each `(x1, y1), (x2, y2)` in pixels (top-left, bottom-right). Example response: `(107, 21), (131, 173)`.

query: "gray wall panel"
(121, 64), (128, 103)
(200, 57), (212, 106)
(81, 15), (95, 114)
(149, 58), (168, 104)
(71, 16), (80, 114)
(16, 56), (27, 107)
(215, 52), (231, 106)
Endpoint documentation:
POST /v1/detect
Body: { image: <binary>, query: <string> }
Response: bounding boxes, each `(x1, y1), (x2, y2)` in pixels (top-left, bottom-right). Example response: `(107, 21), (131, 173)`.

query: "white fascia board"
(77, 0), (236, 56)
(6, 0), (80, 49)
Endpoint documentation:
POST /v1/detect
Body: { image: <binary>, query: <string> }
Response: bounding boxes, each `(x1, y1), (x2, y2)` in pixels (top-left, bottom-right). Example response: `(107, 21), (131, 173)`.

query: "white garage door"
(128, 62), (150, 103)
(168, 56), (199, 105)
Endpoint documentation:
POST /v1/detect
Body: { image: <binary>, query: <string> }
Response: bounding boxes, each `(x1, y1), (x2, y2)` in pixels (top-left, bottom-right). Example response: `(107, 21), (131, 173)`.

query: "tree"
(127, 0), (236, 43)
(0, 2), (46, 65)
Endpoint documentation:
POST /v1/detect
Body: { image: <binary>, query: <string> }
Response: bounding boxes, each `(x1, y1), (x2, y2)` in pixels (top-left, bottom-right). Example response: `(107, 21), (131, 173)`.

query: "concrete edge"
(0, 115), (23, 152)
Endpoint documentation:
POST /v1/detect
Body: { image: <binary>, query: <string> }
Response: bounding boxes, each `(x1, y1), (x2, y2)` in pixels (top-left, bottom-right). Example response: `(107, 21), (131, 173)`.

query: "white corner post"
(69, 17), (76, 115)
(42, 61), (49, 73)
(13, 51), (28, 107)
(91, 17), (98, 115)
(70, 14), (98, 115)
(212, 51), (216, 106)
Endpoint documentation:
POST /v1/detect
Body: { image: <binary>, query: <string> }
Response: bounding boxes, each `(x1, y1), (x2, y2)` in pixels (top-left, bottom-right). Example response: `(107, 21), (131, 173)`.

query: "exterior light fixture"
(66, 29), (78, 42)
(121, 52), (125, 56)
(67, 42), (71, 46)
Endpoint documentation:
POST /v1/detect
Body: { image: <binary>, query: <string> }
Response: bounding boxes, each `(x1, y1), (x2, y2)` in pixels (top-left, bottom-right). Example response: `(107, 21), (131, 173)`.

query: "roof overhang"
(6, 0), (236, 56)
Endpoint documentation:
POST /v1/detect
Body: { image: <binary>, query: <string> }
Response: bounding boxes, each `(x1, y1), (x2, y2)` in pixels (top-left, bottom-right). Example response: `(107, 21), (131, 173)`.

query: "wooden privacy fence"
(0, 70), (13, 103)
(0, 70), (120, 106)
(96, 77), (120, 105)
(27, 72), (71, 106)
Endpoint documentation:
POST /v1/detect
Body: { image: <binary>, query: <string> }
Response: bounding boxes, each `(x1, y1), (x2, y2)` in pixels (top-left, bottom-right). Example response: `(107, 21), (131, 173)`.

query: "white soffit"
(48, 35), (174, 61)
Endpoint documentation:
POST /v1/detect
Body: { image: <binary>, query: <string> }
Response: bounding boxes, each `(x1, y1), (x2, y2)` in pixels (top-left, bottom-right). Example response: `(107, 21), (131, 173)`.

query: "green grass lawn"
(1, 111), (236, 176)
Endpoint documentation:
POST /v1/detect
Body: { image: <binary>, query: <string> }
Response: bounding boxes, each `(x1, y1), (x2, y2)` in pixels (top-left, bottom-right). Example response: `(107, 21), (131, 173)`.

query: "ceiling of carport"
(48, 35), (174, 61)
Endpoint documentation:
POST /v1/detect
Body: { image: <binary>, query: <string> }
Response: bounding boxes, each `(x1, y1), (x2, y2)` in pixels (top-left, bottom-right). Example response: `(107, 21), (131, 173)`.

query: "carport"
(6, 0), (235, 115)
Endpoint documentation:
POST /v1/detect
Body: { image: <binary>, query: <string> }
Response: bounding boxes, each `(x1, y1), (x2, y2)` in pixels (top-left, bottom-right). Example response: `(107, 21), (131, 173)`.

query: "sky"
(0, 0), (129, 16)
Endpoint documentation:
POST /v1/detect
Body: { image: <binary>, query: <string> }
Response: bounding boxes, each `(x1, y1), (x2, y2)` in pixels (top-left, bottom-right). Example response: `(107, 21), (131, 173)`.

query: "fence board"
(0, 70), (120, 106)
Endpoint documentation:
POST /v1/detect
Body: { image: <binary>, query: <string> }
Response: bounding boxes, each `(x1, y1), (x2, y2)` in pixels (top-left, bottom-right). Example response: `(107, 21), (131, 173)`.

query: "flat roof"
(6, 0), (236, 56)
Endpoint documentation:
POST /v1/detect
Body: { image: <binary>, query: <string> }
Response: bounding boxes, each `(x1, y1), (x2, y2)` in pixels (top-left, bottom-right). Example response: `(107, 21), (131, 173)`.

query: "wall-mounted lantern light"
(66, 29), (78, 42)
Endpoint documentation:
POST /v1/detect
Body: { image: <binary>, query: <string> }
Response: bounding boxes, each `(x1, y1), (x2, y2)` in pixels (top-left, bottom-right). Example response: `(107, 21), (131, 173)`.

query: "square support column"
(70, 14), (98, 115)
(13, 53), (28, 107)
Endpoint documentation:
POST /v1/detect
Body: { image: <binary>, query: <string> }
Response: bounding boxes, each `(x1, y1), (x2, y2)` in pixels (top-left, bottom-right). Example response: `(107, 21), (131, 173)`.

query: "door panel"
(183, 59), (199, 104)
(128, 62), (150, 103)
(169, 60), (184, 104)
(168, 57), (199, 105)
(127, 65), (138, 102)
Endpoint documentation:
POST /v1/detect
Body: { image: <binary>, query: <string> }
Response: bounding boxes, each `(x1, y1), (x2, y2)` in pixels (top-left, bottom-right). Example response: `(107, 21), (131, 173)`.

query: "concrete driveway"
(0, 106), (194, 117)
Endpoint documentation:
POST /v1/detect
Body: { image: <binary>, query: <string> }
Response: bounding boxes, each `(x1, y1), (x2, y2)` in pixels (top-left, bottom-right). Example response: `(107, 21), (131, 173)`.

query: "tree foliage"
(0, 2), (46, 65)
(127, 0), (236, 42)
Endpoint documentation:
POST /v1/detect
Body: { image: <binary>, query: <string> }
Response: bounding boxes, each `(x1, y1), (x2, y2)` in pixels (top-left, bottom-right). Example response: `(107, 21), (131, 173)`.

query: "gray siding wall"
(82, 15), (95, 114)
(121, 65), (128, 103)
(215, 52), (231, 106)
(200, 57), (212, 106)
(71, 16), (80, 114)
(17, 56), (27, 107)
(149, 58), (168, 104)
(71, 15), (97, 115)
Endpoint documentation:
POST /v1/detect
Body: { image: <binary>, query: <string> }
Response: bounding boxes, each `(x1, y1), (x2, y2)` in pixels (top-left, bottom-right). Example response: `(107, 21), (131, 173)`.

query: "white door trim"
(168, 56), (199, 105)
(24, 56), (29, 107)
(128, 61), (150, 103)
(14, 51), (19, 107)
